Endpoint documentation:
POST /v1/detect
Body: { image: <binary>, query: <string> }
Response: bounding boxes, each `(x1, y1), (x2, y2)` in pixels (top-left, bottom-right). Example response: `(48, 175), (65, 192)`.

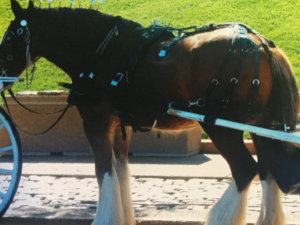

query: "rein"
(1, 90), (72, 135)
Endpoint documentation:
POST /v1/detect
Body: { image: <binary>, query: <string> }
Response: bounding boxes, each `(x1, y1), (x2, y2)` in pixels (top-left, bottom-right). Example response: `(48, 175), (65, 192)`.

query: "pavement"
(1, 154), (300, 225)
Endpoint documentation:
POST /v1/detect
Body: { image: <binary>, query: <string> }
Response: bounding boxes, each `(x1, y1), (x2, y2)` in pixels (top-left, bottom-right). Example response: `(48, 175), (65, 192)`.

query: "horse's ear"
(28, 0), (34, 9)
(11, 0), (23, 17)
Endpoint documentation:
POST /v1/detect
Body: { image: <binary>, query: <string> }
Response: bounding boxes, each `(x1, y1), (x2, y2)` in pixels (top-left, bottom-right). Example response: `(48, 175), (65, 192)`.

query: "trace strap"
(1, 91), (72, 135)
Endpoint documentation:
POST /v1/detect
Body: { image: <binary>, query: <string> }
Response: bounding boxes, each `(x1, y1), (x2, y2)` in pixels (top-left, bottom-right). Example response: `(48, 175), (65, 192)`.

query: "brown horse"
(1, 1), (300, 224)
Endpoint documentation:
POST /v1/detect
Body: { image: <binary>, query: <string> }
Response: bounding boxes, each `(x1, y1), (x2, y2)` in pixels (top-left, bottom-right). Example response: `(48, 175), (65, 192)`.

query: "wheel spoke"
(0, 146), (13, 153)
(0, 169), (13, 174)
(0, 191), (5, 198)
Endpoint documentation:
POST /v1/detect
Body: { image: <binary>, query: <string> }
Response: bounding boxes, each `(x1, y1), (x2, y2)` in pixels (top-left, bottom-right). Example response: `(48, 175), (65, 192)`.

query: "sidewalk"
(1, 154), (300, 225)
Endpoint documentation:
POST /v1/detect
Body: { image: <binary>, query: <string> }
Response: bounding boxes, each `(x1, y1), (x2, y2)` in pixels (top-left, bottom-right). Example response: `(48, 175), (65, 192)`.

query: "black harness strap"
(197, 24), (247, 108)
(222, 25), (249, 107)
(247, 41), (261, 122)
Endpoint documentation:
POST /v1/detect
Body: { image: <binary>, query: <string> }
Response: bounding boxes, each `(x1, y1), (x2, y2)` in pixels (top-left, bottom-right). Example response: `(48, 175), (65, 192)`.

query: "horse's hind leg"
(78, 105), (124, 225)
(256, 172), (285, 225)
(200, 123), (258, 225)
(113, 127), (135, 225)
(253, 135), (286, 225)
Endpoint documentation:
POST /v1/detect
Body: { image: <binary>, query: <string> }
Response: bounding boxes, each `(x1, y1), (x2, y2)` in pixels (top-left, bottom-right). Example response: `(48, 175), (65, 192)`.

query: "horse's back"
(135, 26), (276, 127)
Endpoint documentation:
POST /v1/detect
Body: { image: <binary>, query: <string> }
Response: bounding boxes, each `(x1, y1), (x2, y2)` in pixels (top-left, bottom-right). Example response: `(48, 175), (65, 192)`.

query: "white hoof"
(92, 169), (124, 225)
(116, 160), (135, 225)
(256, 174), (286, 225)
(205, 179), (248, 225)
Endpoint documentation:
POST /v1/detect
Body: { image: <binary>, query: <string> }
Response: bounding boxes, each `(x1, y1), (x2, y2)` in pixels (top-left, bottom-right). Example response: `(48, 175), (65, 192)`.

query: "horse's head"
(0, 0), (34, 79)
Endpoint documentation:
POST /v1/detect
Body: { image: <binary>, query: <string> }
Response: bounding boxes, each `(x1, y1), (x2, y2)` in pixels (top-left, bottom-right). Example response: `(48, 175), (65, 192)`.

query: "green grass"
(0, 0), (300, 93)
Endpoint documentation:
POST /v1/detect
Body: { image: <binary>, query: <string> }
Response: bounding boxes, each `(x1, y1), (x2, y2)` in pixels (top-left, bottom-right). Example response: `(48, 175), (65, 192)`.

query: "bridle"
(1, 19), (36, 84)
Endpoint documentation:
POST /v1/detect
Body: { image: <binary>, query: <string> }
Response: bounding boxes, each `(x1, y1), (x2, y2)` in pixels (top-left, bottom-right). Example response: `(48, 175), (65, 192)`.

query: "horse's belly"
(154, 115), (199, 130)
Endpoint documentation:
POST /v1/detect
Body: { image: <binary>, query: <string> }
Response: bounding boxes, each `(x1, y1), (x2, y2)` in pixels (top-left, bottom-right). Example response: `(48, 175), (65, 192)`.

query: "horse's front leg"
(78, 104), (124, 225)
(113, 127), (135, 225)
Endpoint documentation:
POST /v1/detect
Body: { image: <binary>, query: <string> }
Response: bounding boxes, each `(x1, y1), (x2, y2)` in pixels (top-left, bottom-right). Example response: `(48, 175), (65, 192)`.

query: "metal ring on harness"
(211, 79), (219, 85)
(197, 98), (206, 107)
(252, 79), (260, 85)
(17, 28), (23, 35)
(231, 77), (238, 84)
(7, 55), (13, 61)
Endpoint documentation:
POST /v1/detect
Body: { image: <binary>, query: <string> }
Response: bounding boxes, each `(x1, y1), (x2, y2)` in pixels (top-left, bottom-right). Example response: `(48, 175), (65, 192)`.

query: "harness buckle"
(111, 73), (124, 86)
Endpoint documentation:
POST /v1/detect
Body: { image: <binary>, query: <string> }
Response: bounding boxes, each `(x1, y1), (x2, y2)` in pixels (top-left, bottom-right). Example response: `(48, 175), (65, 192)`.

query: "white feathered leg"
(256, 174), (286, 225)
(205, 178), (249, 225)
(92, 165), (124, 225)
(116, 159), (135, 225)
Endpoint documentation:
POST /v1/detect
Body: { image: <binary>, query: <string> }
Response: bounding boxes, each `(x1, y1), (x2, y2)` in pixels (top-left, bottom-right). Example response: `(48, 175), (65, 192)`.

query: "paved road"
(1, 155), (300, 224)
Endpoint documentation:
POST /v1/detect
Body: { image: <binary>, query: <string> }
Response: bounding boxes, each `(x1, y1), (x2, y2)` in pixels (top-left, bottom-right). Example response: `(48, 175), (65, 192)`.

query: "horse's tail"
(267, 48), (299, 125)
(253, 47), (300, 194)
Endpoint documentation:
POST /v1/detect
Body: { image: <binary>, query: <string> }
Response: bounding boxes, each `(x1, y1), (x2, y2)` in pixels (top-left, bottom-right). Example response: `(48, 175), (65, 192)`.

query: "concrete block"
(129, 127), (202, 157)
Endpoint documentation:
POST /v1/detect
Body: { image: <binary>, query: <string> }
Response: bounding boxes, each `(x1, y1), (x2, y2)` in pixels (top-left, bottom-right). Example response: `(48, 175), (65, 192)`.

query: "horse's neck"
(30, 9), (117, 79)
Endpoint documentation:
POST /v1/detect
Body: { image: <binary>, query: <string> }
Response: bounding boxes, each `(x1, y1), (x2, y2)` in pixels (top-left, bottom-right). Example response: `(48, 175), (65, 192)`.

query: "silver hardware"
(111, 73), (123, 86)
(158, 50), (166, 57)
(188, 101), (198, 106)
(231, 77), (238, 84)
(143, 32), (150, 38)
(125, 72), (129, 83)
(17, 28), (23, 35)
(252, 79), (260, 85)
(79, 73), (84, 78)
(7, 55), (13, 61)
(242, 48), (248, 52)
(212, 79), (219, 85)
(222, 98), (229, 103)
(0, 69), (7, 76)
(197, 98), (205, 107)
(0, 81), (3, 92)
(20, 20), (27, 27)
(89, 72), (94, 79)
(229, 48), (236, 53)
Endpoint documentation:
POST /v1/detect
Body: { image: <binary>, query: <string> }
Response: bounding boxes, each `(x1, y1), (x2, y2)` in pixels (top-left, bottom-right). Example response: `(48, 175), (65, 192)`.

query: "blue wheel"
(0, 106), (22, 218)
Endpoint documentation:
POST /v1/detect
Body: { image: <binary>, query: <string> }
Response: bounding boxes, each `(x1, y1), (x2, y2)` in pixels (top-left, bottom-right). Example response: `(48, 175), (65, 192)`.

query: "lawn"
(0, 0), (299, 92)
